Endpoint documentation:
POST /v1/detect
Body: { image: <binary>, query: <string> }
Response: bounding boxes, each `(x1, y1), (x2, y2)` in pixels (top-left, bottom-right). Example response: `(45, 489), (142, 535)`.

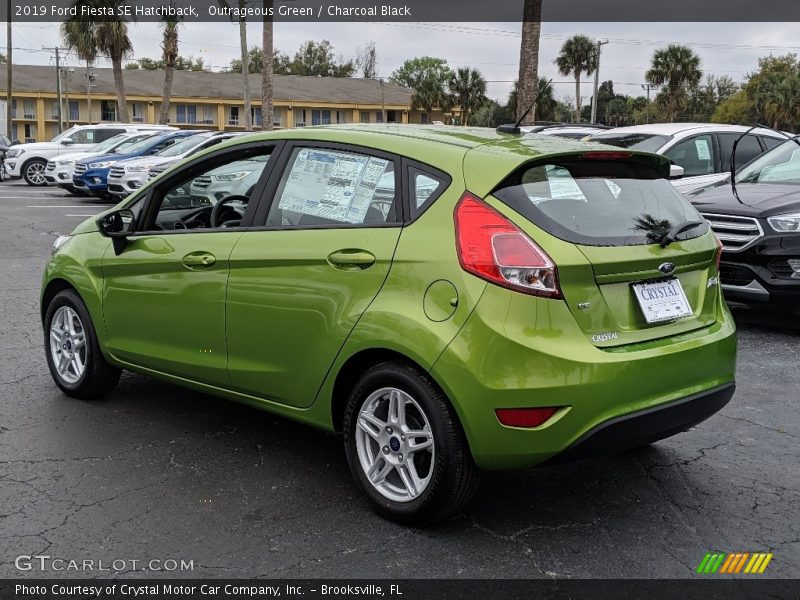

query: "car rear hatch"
(468, 147), (720, 348)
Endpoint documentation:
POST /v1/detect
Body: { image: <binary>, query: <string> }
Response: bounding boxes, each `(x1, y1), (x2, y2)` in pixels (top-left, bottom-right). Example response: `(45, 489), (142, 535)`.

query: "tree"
(95, 18), (133, 122)
(289, 40), (355, 77)
(0, 52), (5, 63)
(685, 75), (738, 121)
(158, 5), (179, 125)
(448, 67), (487, 126)
(712, 90), (757, 125)
(236, 0), (252, 130)
(390, 57), (453, 121)
(646, 44), (702, 122)
(742, 54), (800, 129)
(534, 77), (556, 121)
(516, 0), (541, 124)
(126, 56), (205, 71)
(261, 0), (274, 131)
(356, 42), (378, 79)
(555, 34), (598, 123)
(228, 46), (264, 73)
(61, 13), (100, 123)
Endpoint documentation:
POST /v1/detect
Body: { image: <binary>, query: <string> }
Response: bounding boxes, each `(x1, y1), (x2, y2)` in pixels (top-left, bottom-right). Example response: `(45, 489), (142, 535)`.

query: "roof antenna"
(730, 123), (800, 207)
(497, 98), (537, 134)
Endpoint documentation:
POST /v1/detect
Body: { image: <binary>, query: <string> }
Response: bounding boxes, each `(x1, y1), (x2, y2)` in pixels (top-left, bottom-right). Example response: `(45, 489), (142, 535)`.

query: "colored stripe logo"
(696, 552), (773, 574)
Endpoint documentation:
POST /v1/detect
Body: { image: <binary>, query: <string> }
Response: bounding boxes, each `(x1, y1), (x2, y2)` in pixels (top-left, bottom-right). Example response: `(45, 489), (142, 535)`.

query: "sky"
(5, 21), (800, 105)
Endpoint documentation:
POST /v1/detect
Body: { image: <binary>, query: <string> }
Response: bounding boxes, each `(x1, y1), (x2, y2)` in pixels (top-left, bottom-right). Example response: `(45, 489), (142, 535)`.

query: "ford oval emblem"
(659, 262), (676, 275)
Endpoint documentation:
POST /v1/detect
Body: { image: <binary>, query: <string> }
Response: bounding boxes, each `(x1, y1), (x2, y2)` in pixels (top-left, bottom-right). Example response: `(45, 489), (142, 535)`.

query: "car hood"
(690, 182), (800, 217)
(115, 155), (175, 168)
(53, 150), (97, 162)
(78, 152), (126, 165)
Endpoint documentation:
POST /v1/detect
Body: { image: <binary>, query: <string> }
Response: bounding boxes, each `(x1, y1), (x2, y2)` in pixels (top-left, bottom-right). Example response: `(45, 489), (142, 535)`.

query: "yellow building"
(0, 65), (454, 142)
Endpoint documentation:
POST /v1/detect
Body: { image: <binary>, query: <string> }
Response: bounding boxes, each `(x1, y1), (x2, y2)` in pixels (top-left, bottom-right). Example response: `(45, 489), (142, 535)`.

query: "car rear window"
(492, 158), (708, 246)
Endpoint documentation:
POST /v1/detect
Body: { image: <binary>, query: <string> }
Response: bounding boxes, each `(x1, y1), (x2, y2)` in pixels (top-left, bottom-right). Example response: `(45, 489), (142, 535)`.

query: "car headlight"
(213, 170), (253, 181)
(6, 148), (23, 158)
(127, 164), (153, 173)
(52, 235), (72, 256)
(767, 213), (800, 232)
(57, 159), (75, 166)
(88, 161), (114, 169)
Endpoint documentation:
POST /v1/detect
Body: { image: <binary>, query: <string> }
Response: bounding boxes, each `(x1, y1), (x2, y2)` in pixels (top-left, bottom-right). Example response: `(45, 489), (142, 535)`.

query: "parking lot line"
(65, 214), (100, 217)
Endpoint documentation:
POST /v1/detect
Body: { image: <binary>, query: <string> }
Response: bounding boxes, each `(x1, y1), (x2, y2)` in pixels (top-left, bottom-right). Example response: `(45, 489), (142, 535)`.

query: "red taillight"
(496, 407), (560, 428)
(454, 192), (561, 298)
(714, 234), (723, 272)
(581, 151), (632, 160)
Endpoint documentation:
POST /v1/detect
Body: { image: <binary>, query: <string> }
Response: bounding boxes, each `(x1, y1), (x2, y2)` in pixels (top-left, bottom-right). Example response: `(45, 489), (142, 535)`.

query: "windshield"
(117, 135), (167, 155)
(51, 126), (80, 143)
(493, 159), (707, 246)
(736, 138), (800, 184)
(588, 133), (672, 153)
(157, 135), (206, 157)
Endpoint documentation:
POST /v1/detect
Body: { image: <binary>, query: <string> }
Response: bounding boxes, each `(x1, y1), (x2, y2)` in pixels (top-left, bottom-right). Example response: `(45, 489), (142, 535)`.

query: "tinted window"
(588, 133), (672, 153)
(95, 128), (125, 142)
(492, 159), (707, 246)
(408, 167), (449, 219)
(266, 148), (398, 227)
(761, 136), (785, 150)
(718, 133), (763, 171)
(664, 135), (715, 176)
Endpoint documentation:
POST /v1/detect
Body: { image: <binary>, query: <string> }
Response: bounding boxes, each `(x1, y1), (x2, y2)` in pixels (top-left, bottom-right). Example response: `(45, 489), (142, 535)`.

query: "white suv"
(5, 123), (175, 186)
(587, 123), (787, 194)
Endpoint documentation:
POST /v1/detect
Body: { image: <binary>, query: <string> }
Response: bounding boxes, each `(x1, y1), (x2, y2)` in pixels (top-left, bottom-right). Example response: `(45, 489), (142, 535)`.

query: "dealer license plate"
(632, 278), (693, 324)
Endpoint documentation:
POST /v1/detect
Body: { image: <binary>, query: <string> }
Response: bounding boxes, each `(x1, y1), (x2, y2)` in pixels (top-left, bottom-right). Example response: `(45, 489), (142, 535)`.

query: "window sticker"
(695, 138), (711, 161)
(278, 149), (391, 223)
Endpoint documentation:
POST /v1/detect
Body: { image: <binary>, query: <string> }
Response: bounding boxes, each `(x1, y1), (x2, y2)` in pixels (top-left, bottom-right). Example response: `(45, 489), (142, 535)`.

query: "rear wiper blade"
(659, 220), (705, 248)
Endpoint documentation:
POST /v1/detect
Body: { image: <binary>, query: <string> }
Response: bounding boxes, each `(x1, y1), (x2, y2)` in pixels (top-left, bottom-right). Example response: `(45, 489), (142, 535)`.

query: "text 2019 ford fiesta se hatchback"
(41, 126), (737, 524)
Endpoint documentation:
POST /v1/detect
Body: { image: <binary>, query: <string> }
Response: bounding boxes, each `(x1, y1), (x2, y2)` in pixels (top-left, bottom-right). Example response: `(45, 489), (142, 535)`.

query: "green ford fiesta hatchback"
(41, 125), (737, 524)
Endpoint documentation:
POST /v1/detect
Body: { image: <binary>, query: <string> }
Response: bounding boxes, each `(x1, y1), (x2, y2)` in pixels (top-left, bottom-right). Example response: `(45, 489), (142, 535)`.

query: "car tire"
(22, 158), (48, 186)
(44, 289), (121, 399)
(343, 361), (479, 525)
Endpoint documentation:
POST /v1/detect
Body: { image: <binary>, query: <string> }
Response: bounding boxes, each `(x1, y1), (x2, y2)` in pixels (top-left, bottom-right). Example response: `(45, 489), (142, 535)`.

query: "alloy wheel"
(49, 306), (87, 384)
(355, 387), (435, 503)
(26, 162), (46, 185)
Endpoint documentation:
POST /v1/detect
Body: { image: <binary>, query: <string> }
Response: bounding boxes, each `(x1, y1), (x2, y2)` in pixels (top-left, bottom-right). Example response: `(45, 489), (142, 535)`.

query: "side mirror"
(669, 164), (685, 179)
(97, 209), (136, 254)
(61, 137), (75, 145)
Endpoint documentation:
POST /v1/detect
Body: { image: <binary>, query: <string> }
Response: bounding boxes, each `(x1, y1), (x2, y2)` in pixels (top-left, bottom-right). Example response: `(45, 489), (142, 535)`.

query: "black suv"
(690, 139), (800, 305)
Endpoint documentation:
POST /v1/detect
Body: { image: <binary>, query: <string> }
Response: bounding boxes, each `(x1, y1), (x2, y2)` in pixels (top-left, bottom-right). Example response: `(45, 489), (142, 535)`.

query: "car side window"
(142, 148), (273, 232)
(68, 129), (96, 144)
(96, 128), (125, 142)
(761, 136), (784, 151)
(664, 135), (716, 176)
(265, 147), (399, 227)
(408, 166), (449, 219)
(718, 133), (763, 172)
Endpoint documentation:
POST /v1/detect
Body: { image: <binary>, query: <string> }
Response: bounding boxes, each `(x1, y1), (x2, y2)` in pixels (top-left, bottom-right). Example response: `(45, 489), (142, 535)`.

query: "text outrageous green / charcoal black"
(41, 125), (737, 524)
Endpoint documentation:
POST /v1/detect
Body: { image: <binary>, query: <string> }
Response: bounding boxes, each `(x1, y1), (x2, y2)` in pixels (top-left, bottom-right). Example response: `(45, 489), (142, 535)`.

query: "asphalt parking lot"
(0, 180), (798, 579)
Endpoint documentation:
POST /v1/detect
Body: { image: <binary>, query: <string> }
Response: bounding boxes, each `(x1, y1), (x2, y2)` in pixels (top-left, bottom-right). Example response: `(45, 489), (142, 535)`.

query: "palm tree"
(237, 1), (252, 131)
(95, 19), (132, 123)
(61, 17), (99, 124)
(261, 0), (274, 131)
(555, 35), (598, 123)
(533, 77), (555, 121)
(449, 67), (487, 126)
(413, 77), (450, 124)
(516, 0), (542, 124)
(158, 5), (179, 125)
(646, 44), (702, 122)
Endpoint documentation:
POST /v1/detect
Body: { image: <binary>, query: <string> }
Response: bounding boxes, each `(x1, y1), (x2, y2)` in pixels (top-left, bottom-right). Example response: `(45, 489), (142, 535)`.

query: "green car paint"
(42, 125), (737, 472)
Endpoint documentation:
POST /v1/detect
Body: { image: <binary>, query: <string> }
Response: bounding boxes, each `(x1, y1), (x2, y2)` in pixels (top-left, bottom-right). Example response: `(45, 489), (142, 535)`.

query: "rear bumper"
(545, 383), (735, 464)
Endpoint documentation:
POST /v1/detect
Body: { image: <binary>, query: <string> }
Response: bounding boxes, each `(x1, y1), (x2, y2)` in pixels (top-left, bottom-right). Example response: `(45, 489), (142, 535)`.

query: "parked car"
(72, 131), (200, 199)
(521, 123), (612, 139)
(4, 123), (176, 186)
(106, 131), (245, 198)
(45, 132), (157, 195)
(587, 124), (787, 194)
(690, 137), (800, 305)
(41, 125), (736, 524)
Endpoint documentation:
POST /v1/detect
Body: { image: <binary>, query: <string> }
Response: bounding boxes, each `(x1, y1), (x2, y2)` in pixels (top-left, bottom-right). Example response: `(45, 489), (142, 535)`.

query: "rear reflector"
(495, 407), (560, 428)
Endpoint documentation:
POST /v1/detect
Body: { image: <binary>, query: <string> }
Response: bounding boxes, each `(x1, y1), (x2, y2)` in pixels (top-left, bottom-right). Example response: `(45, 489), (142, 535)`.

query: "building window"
(387, 110), (397, 123)
(23, 100), (35, 119)
(375, 111), (383, 124)
(176, 104), (197, 124)
(131, 103), (145, 122)
(311, 109), (331, 126)
(228, 106), (239, 126)
(360, 111), (370, 124)
(101, 100), (116, 122)
(50, 101), (59, 120)
(295, 109), (306, 127)
(24, 123), (34, 142)
(420, 113), (429, 124)
(251, 107), (262, 126)
(200, 105), (215, 125)
(10, 123), (17, 142)
(11, 99), (16, 118)
(69, 101), (80, 121)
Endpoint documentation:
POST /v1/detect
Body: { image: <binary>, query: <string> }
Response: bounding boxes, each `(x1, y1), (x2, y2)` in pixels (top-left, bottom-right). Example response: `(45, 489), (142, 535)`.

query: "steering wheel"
(210, 195), (250, 228)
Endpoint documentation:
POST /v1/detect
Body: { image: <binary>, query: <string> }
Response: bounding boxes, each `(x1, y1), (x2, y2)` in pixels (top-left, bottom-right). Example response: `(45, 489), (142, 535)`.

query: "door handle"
(327, 250), (376, 270)
(182, 252), (216, 268)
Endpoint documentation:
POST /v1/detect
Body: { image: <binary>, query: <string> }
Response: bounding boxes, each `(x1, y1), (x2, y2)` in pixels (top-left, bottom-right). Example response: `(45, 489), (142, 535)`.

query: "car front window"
(737, 139), (800, 185)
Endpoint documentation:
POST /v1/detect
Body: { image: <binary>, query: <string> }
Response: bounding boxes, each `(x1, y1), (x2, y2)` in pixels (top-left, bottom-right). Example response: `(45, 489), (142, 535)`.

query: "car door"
(101, 141), (279, 385)
(663, 133), (721, 193)
(225, 142), (404, 408)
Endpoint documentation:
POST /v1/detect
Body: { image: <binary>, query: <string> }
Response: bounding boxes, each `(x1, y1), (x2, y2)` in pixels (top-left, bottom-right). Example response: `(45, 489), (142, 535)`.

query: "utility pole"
(44, 47), (66, 133)
(86, 62), (95, 125)
(590, 39), (609, 125)
(6, 0), (12, 139)
(641, 83), (652, 124)
(380, 78), (385, 124)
